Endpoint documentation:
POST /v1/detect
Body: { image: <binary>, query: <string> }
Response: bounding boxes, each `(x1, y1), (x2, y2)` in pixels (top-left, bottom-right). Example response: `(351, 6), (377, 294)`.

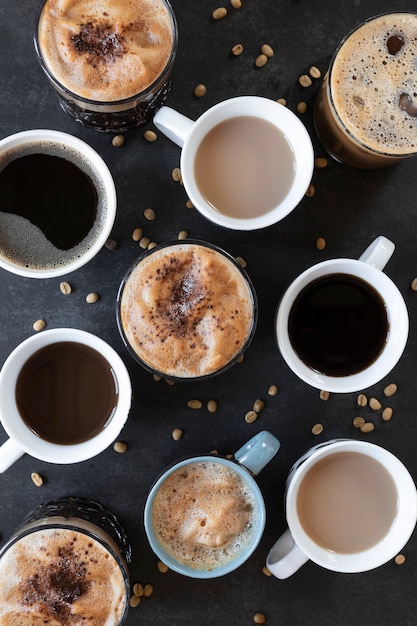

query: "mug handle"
(266, 529), (309, 579)
(234, 430), (280, 475)
(359, 235), (395, 270)
(153, 106), (194, 148)
(0, 437), (25, 473)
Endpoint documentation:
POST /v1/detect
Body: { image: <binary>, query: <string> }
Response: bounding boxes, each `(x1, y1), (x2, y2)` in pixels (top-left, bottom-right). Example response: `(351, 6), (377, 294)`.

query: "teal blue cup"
(144, 431), (280, 578)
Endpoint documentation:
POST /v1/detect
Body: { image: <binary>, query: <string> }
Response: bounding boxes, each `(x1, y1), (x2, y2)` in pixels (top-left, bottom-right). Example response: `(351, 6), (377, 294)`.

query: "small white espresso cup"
(153, 96), (314, 230)
(0, 328), (132, 472)
(0, 129), (116, 278)
(266, 439), (417, 578)
(275, 236), (409, 392)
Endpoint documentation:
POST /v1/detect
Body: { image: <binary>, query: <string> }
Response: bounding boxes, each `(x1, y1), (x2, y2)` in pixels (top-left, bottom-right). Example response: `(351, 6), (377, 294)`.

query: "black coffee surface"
(288, 273), (388, 376)
(0, 153), (97, 250)
(16, 342), (118, 444)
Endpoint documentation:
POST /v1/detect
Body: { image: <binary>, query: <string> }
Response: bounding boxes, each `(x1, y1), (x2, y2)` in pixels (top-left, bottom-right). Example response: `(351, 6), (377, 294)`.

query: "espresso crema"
(37, 0), (174, 102)
(119, 243), (255, 378)
(0, 528), (127, 625)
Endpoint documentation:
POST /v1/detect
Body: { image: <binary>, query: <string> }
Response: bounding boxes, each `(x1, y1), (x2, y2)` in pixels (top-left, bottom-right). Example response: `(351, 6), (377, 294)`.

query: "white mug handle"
(266, 529), (309, 579)
(153, 106), (194, 148)
(0, 438), (25, 473)
(359, 235), (395, 270)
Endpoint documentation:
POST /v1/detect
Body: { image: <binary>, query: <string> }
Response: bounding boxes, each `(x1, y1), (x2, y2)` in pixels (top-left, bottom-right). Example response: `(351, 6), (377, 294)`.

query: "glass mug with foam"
(266, 439), (417, 578)
(153, 96), (314, 230)
(0, 496), (131, 624)
(0, 328), (132, 472)
(144, 431), (280, 578)
(0, 129), (116, 278)
(275, 236), (409, 393)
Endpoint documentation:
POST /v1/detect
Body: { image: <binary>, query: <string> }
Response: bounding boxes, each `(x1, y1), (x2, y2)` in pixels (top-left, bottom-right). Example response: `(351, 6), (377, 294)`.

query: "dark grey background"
(1, 1), (417, 624)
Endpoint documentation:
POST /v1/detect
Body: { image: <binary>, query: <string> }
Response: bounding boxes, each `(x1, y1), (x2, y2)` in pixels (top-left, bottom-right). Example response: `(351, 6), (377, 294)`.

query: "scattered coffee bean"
(185, 199), (194, 208)
(299, 74), (313, 87)
(382, 407), (393, 421)
(187, 399), (203, 409)
(306, 183), (315, 197)
(31, 472), (44, 487)
(236, 256), (247, 268)
(309, 66), (322, 79)
(172, 428), (183, 441)
(277, 98), (287, 106)
(86, 292), (100, 304)
(158, 560), (169, 573)
(210, 449), (219, 455)
(148, 241), (158, 250)
(353, 416), (366, 428)
(144, 130), (157, 142)
(315, 156), (328, 168)
(144, 208), (156, 221)
(232, 43), (244, 56)
(262, 565), (272, 576)
(411, 277), (417, 291)
(268, 384), (279, 396)
(133, 583), (144, 597)
(231, 0), (242, 8)
(194, 84), (207, 97)
(253, 613), (266, 625)
(171, 167), (182, 182)
(132, 227), (143, 241)
(113, 441), (128, 453)
(129, 595), (141, 608)
(311, 423), (324, 435)
(360, 422), (375, 433)
(261, 44), (274, 58)
(316, 237), (326, 250)
(153, 374), (162, 382)
(165, 378), (176, 386)
(319, 390), (330, 401)
(139, 236), (151, 249)
(112, 134), (125, 148)
(245, 410), (258, 423)
(213, 6), (227, 19)
(395, 554), (406, 565)
(369, 397), (382, 411)
(143, 584), (154, 597)
(178, 230), (188, 240)
(297, 101), (307, 114)
(207, 400), (218, 413)
(105, 238), (118, 250)
(236, 353), (245, 363)
(255, 53), (268, 68)
(59, 281), (72, 295)
(357, 393), (368, 407)
(253, 399), (264, 413)
(33, 319), (46, 332)
(384, 383), (397, 397)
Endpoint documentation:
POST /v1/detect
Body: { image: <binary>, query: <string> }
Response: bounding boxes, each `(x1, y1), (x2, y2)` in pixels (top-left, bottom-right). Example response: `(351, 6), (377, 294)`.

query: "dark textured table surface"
(1, 1), (417, 624)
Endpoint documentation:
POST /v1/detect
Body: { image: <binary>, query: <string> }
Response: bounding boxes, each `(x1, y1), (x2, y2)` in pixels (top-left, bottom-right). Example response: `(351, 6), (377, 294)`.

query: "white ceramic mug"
(0, 129), (116, 278)
(153, 96), (314, 230)
(0, 328), (132, 472)
(275, 236), (409, 392)
(266, 439), (417, 578)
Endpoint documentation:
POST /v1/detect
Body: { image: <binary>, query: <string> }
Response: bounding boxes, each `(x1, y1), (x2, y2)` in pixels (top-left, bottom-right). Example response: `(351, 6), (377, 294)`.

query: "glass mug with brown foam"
(34, 0), (178, 132)
(0, 496), (131, 624)
(0, 328), (132, 472)
(0, 129), (116, 279)
(314, 12), (417, 168)
(153, 96), (314, 230)
(144, 431), (280, 578)
(266, 439), (417, 578)
(116, 240), (257, 380)
(275, 236), (409, 393)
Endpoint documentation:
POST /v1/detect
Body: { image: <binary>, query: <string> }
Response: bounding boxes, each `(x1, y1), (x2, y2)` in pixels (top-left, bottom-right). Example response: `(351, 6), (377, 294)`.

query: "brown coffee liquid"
(15, 342), (118, 445)
(0, 154), (97, 250)
(194, 116), (296, 218)
(288, 273), (388, 376)
(297, 452), (398, 553)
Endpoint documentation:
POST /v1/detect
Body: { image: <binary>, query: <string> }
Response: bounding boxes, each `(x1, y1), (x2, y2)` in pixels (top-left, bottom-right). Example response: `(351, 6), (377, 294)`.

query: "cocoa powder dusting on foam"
(71, 21), (127, 62)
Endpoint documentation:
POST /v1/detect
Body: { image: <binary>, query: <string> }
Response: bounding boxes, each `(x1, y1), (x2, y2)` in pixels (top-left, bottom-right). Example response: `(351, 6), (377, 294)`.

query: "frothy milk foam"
(0, 528), (127, 625)
(38, 0), (174, 102)
(0, 142), (107, 271)
(120, 243), (254, 377)
(152, 461), (257, 571)
(331, 13), (417, 154)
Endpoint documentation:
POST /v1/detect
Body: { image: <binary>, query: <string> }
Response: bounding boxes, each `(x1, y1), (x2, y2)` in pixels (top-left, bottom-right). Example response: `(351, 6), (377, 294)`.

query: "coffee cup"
(0, 129), (116, 278)
(266, 439), (417, 578)
(0, 496), (131, 624)
(144, 430), (280, 578)
(153, 96), (314, 230)
(275, 236), (409, 392)
(0, 328), (132, 472)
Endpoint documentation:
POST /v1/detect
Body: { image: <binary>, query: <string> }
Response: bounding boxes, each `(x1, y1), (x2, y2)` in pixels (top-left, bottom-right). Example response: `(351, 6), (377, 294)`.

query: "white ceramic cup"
(153, 96), (314, 230)
(275, 236), (409, 392)
(266, 439), (417, 578)
(0, 328), (132, 472)
(0, 129), (117, 278)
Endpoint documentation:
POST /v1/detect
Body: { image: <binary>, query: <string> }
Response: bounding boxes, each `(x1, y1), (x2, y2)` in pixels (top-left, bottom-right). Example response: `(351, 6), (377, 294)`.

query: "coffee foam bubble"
(152, 461), (257, 571)
(120, 243), (254, 378)
(0, 528), (127, 625)
(0, 141), (107, 271)
(331, 13), (417, 154)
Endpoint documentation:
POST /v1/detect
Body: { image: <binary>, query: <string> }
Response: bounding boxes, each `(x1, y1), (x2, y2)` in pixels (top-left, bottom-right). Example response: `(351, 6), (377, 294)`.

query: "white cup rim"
(286, 440), (417, 572)
(181, 96), (314, 230)
(0, 129), (117, 279)
(0, 328), (131, 464)
(276, 258), (409, 392)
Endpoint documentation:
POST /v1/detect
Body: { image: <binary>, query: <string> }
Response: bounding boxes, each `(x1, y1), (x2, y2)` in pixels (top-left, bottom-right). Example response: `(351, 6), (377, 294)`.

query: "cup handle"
(266, 529), (309, 579)
(0, 437), (25, 472)
(234, 430), (280, 475)
(359, 235), (395, 271)
(153, 106), (195, 148)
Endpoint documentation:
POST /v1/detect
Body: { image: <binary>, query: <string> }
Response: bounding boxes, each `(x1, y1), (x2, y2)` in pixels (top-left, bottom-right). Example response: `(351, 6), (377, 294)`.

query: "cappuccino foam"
(0, 141), (107, 271)
(331, 13), (417, 154)
(37, 0), (174, 102)
(119, 243), (255, 377)
(0, 528), (127, 625)
(152, 461), (256, 571)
